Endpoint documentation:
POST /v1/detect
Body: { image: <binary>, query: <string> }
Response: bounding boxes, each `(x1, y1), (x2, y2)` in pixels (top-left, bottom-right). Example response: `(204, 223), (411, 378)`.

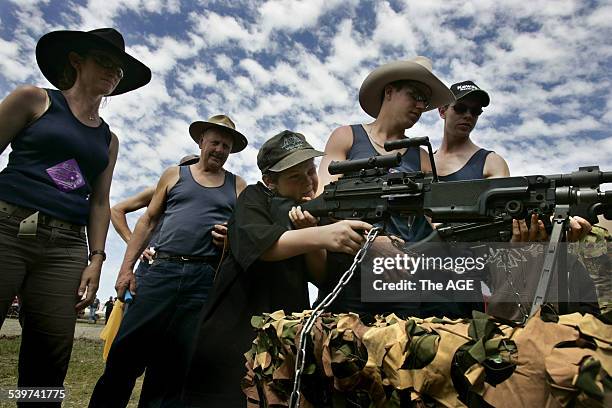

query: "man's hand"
(567, 216), (592, 242)
(289, 206), (319, 229)
(140, 247), (155, 262)
(75, 263), (102, 311)
(115, 266), (136, 302)
(510, 214), (548, 242)
(318, 220), (373, 255)
(510, 214), (593, 243)
(212, 223), (228, 248)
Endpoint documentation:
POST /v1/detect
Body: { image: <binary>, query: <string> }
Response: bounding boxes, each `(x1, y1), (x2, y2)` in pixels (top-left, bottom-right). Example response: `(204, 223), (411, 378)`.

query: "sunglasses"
(88, 52), (124, 79)
(405, 87), (430, 109)
(452, 103), (483, 117)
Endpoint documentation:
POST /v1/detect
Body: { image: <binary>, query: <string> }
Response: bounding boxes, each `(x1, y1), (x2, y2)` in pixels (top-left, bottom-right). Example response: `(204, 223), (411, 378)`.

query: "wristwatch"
(89, 250), (107, 262)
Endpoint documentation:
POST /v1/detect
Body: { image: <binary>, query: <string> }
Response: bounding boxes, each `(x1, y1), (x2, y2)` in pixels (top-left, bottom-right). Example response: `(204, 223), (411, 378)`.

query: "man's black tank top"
(438, 149), (492, 181)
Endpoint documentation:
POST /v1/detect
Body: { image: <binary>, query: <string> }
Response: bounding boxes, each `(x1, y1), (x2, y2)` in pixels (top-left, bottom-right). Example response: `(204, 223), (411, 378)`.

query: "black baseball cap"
(257, 130), (324, 174)
(450, 81), (490, 107)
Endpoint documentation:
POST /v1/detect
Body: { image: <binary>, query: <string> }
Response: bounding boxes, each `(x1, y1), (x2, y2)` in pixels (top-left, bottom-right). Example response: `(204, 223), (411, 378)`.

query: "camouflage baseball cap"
(257, 130), (324, 173)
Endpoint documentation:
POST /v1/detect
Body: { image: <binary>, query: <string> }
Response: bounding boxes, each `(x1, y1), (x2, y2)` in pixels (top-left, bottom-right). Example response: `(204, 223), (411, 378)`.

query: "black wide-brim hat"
(36, 28), (151, 96)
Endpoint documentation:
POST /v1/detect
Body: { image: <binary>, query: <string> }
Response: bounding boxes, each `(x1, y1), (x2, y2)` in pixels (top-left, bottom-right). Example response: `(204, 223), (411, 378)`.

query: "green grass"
(0, 336), (142, 407)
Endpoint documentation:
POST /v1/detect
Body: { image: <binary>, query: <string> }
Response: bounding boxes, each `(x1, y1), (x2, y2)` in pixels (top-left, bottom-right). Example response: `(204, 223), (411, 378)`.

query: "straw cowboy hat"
(189, 114), (248, 153)
(359, 56), (455, 117)
(36, 28), (151, 95)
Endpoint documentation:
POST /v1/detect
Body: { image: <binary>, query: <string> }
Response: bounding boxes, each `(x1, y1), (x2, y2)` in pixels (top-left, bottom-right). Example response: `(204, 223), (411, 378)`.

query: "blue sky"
(1, 0), (611, 300)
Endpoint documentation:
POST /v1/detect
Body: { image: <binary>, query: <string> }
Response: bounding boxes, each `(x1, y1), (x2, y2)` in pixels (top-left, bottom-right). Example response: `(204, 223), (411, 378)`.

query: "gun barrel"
(328, 153), (401, 175)
(384, 137), (429, 151)
(548, 167), (612, 186)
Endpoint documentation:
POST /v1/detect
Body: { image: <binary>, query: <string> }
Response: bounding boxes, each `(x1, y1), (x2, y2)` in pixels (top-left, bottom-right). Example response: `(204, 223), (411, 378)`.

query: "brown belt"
(0, 200), (85, 234)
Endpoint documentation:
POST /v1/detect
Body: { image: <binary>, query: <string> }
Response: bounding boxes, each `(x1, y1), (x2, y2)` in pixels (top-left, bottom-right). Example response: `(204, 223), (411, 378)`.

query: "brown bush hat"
(36, 28), (151, 96)
(359, 56), (454, 117)
(189, 114), (248, 153)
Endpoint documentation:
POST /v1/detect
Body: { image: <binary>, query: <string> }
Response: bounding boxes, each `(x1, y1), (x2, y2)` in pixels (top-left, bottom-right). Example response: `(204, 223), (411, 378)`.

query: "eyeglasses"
(88, 52), (124, 79)
(452, 103), (483, 117)
(405, 87), (430, 108)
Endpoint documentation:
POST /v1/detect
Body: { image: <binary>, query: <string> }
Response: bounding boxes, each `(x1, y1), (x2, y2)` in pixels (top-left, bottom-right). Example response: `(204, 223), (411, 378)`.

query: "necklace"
(88, 113), (97, 121)
(365, 123), (408, 151)
(364, 124), (386, 149)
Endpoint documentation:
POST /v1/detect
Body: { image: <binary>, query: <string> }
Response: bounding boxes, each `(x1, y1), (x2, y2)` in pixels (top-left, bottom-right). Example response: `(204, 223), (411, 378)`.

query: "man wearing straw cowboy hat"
(89, 115), (247, 407)
(316, 56), (476, 319)
(318, 56), (454, 238)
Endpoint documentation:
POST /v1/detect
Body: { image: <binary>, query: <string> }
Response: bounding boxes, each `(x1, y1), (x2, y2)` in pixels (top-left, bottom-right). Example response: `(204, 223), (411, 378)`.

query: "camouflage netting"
(242, 309), (612, 408)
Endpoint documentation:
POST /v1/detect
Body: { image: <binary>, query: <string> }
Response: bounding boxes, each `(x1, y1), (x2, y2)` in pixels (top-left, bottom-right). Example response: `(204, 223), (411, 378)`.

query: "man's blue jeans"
(89, 259), (215, 408)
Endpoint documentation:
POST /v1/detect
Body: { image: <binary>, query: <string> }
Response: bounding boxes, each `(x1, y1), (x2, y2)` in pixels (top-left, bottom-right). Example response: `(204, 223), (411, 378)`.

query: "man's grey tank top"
(148, 215), (164, 248)
(155, 166), (237, 257)
(438, 149), (492, 181)
(347, 124), (432, 241)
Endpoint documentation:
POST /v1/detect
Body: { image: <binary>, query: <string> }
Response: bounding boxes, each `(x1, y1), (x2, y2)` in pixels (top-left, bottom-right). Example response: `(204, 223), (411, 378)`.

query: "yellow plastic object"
(99, 300), (125, 361)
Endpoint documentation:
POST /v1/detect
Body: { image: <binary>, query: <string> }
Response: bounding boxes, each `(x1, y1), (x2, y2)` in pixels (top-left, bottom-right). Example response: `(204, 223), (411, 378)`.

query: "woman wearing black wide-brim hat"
(0, 28), (150, 396)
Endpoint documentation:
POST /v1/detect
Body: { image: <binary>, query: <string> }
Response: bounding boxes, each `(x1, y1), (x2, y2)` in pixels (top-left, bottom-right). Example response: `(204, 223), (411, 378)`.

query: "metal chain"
(288, 227), (381, 408)
(500, 249), (529, 323)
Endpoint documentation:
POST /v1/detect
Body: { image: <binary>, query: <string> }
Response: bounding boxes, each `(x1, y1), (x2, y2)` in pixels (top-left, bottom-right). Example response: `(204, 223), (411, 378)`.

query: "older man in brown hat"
(89, 115), (247, 407)
(315, 57), (475, 319)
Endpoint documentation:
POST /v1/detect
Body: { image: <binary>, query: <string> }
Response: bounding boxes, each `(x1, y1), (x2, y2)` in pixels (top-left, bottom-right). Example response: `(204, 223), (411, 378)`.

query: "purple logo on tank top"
(46, 159), (85, 192)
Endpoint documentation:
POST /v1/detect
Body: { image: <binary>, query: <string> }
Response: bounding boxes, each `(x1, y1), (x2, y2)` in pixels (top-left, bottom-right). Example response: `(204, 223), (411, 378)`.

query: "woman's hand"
(75, 262), (102, 311)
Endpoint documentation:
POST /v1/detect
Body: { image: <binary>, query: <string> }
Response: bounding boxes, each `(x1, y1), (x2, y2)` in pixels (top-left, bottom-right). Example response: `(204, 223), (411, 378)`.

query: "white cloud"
(258, 0), (348, 33)
(214, 54), (233, 71)
(239, 58), (272, 86)
(191, 11), (253, 47)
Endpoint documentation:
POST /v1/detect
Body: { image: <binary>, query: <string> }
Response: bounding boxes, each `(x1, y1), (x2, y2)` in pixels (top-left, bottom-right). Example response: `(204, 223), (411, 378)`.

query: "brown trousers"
(0, 212), (87, 402)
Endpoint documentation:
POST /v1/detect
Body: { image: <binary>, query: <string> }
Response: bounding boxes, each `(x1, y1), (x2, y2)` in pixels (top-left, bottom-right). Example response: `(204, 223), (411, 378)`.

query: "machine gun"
(301, 147), (610, 231)
(285, 137), (611, 316)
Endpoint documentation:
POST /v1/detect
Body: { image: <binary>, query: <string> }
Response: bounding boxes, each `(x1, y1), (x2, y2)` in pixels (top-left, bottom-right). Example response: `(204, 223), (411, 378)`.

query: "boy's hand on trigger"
(319, 220), (373, 255)
(289, 206), (318, 229)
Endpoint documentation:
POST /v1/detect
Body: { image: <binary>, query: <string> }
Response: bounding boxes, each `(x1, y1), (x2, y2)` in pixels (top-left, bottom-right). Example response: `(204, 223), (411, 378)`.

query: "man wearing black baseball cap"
(434, 80), (510, 181)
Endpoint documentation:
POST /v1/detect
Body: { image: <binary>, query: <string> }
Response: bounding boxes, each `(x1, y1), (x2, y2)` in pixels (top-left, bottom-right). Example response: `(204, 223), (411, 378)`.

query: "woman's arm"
(0, 86), (48, 154)
(75, 132), (119, 311)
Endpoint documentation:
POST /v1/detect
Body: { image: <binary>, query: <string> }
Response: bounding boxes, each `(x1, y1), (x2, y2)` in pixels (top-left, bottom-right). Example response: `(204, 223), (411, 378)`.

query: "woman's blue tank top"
(0, 89), (111, 225)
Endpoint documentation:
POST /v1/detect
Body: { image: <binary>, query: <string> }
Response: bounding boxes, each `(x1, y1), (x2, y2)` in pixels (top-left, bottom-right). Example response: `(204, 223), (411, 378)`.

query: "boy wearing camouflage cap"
(183, 130), (372, 407)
